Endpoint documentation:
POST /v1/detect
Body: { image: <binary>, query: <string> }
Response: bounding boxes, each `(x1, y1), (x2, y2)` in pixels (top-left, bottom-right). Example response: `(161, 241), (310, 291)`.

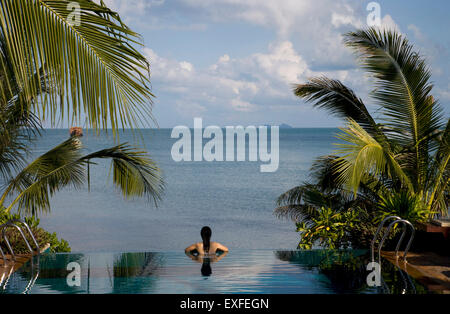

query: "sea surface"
(25, 128), (339, 252)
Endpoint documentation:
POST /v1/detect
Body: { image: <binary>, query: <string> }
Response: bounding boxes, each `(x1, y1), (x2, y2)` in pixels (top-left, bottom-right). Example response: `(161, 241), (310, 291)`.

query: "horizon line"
(42, 126), (342, 130)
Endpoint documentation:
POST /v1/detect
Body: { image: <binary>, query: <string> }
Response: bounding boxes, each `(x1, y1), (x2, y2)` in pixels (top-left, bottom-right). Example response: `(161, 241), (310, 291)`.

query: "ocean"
(27, 128), (339, 252)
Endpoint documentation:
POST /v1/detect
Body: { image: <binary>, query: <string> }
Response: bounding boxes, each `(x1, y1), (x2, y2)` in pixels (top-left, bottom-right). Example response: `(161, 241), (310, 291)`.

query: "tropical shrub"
(0, 209), (70, 253)
(295, 207), (360, 249)
(377, 191), (429, 224)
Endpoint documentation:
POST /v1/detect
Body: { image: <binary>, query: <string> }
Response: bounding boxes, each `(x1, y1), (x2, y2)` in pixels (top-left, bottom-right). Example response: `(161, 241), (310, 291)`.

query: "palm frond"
(294, 77), (382, 138)
(344, 28), (444, 189)
(79, 144), (164, 206)
(275, 184), (344, 222)
(276, 185), (308, 208)
(0, 56), (43, 182)
(1, 137), (164, 215)
(274, 204), (318, 224)
(0, 106), (41, 182)
(334, 119), (413, 194)
(1, 138), (86, 214)
(0, 0), (155, 134)
(426, 118), (450, 213)
(309, 155), (347, 192)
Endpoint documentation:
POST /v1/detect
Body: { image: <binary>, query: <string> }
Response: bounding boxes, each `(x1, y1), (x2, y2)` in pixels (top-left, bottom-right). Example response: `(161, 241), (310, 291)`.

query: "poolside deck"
(417, 222), (450, 240)
(381, 251), (450, 293)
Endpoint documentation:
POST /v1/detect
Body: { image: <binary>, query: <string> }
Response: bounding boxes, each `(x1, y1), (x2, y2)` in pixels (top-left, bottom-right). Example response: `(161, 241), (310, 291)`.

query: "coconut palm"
(0, 54), (163, 216)
(0, 0), (164, 216)
(0, 0), (154, 133)
(276, 28), (449, 247)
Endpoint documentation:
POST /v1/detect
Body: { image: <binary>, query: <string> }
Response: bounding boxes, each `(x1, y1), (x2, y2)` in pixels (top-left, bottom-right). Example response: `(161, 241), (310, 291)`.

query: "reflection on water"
(275, 250), (427, 294)
(275, 250), (369, 293)
(0, 250), (429, 294)
(114, 252), (163, 277)
(185, 251), (229, 277)
(201, 259), (212, 277)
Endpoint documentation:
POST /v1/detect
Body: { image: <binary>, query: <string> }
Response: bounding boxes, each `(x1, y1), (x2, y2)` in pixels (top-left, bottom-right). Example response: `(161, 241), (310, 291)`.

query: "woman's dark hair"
(201, 226), (212, 253)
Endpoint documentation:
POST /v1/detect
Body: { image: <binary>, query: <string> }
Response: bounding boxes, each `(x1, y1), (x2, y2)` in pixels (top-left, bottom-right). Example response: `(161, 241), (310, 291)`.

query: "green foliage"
(276, 27), (449, 250)
(317, 252), (369, 293)
(0, 0), (155, 135)
(1, 137), (164, 215)
(0, 0), (165, 259)
(0, 8), (164, 216)
(45, 232), (71, 253)
(377, 191), (429, 224)
(0, 209), (71, 253)
(296, 207), (360, 250)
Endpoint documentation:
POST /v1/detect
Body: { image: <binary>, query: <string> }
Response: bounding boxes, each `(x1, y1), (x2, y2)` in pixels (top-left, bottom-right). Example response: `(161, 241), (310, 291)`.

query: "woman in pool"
(185, 226), (229, 256)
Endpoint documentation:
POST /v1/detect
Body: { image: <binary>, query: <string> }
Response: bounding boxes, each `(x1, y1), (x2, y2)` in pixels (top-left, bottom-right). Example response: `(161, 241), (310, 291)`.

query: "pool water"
(0, 250), (428, 294)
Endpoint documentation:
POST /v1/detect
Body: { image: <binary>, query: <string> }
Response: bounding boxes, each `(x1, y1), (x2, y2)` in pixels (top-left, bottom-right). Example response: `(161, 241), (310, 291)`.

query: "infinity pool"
(0, 250), (427, 294)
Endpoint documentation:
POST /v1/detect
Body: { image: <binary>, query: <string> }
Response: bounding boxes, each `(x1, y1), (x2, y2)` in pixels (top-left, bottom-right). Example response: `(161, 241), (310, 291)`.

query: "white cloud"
(408, 24), (424, 41)
(99, 0), (407, 125)
(144, 47), (263, 113)
(180, 0), (323, 38)
(436, 84), (450, 101)
(144, 48), (195, 81)
(143, 41), (370, 121)
(177, 0), (358, 68)
(102, 0), (401, 71)
(218, 54), (230, 63)
(179, 61), (194, 72)
(231, 98), (257, 112)
(174, 100), (207, 118)
(253, 41), (310, 84)
(102, 0), (164, 17)
(101, 0), (207, 31)
(332, 12), (363, 28)
(176, 1), (404, 69)
(378, 14), (401, 33)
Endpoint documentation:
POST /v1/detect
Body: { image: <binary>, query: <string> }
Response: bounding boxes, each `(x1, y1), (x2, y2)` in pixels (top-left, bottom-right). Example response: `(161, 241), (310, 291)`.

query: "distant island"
(263, 123), (293, 128)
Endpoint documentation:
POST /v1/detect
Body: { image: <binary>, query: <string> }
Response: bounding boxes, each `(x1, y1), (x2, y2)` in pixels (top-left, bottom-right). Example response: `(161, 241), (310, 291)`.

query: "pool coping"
(0, 243), (50, 278)
(381, 251), (450, 294)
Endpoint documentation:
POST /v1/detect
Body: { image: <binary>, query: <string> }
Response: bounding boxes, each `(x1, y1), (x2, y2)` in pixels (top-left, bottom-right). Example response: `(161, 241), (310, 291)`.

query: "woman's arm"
(184, 243), (197, 253)
(185, 250), (203, 263)
(215, 242), (229, 252)
(211, 251), (228, 263)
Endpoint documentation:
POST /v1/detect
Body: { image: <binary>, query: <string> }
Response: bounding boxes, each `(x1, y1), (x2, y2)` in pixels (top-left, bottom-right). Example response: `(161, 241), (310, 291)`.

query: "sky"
(99, 0), (450, 128)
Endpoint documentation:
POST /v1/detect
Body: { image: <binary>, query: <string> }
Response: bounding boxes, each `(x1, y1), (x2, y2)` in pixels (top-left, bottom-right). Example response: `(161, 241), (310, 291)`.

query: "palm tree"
(0, 44), (163, 216)
(0, 0), (164, 216)
(276, 28), (449, 247)
(0, 0), (154, 133)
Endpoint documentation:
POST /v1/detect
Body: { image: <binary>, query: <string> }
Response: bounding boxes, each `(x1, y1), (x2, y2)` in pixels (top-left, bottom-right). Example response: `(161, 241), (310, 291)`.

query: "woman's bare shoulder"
(211, 241), (229, 251)
(185, 242), (203, 252)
